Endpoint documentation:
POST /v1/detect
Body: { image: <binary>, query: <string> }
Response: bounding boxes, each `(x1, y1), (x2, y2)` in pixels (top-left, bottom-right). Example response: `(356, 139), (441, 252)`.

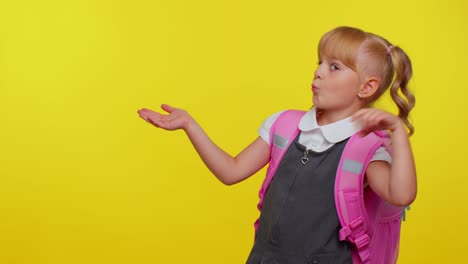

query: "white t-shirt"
(258, 107), (392, 163)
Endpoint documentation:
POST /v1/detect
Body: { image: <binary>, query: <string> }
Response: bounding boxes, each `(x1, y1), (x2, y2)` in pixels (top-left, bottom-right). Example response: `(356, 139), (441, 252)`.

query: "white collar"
(298, 107), (362, 143)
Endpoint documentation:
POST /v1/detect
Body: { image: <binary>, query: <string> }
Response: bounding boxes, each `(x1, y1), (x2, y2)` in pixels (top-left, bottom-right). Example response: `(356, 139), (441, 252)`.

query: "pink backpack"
(255, 110), (407, 264)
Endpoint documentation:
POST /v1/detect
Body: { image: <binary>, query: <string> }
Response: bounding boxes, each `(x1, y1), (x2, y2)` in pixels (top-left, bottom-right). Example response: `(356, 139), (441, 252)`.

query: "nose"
(314, 65), (323, 80)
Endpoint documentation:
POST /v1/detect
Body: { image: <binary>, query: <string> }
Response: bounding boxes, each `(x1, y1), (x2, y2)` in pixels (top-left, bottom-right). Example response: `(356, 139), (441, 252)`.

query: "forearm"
(183, 118), (238, 184)
(388, 123), (417, 205)
(138, 105), (269, 185)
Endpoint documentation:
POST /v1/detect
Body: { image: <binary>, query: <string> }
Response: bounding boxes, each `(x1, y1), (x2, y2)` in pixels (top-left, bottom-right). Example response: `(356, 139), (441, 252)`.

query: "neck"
(315, 106), (361, 126)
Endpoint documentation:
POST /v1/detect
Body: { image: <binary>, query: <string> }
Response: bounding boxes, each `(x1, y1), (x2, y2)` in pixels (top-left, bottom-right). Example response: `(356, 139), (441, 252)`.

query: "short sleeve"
(370, 146), (392, 164)
(258, 110), (285, 145)
(365, 146), (392, 187)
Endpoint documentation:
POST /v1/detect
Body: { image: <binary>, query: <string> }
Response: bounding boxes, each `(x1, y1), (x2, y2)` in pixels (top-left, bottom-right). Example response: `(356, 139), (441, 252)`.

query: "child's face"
(311, 56), (363, 113)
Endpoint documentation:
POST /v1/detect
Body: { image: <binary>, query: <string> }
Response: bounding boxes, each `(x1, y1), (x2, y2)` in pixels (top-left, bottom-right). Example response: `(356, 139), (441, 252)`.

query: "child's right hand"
(137, 104), (192, 131)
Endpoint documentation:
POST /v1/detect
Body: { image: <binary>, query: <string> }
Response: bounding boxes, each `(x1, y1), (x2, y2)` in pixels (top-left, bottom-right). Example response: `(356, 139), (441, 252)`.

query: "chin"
(312, 97), (319, 107)
(312, 100), (325, 109)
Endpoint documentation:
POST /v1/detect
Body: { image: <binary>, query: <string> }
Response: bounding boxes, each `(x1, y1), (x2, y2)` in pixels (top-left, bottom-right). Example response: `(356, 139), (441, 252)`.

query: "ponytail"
(387, 46), (415, 136)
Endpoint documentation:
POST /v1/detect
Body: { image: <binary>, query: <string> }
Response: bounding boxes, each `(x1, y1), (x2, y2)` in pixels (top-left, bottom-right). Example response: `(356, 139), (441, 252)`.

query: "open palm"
(137, 104), (191, 131)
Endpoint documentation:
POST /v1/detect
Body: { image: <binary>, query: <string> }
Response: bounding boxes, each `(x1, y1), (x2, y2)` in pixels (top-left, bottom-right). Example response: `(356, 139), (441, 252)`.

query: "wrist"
(391, 119), (407, 136)
(184, 117), (197, 133)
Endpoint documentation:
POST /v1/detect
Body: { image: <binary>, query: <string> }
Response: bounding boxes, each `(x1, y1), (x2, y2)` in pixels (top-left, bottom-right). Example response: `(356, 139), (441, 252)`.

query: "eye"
(330, 63), (340, 71)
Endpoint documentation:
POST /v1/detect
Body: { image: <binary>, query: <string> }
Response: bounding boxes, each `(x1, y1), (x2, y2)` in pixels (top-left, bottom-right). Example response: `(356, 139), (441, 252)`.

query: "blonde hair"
(318, 26), (415, 136)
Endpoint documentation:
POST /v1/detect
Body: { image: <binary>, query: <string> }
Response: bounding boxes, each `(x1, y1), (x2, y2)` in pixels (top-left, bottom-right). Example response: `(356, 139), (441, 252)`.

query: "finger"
(368, 110), (384, 122)
(359, 115), (380, 134)
(363, 110), (382, 128)
(140, 114), (155, 124)
(358, 122), (374, 136)
(146, 115), (164, 128)
(138, 111), (152, 121)
(359, 122), (379, 136)
(137, 111), (150, 121)
(354, 109), (373, 128)
(139, 110), (164, 124)
(351, 108), (369, 121)
(138, 108), (157, 118)
(359, 130), (370, 137)
(137, 109), (146, 117)
(137, 108), (155, 113)
(139, 107), (169, 117)
(161, 104), (176, 113)
(142, 109), (167, 120)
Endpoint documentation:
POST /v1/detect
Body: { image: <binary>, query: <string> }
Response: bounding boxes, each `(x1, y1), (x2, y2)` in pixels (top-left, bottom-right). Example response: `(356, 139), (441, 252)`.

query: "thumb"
(161, 104), (176, 113)
(358, 129), (370, 137)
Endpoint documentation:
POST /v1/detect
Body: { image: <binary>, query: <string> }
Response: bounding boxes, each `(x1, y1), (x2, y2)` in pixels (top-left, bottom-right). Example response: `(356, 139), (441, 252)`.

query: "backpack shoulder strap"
(254, 109), (305, 231)
(335, 130), (391, 263)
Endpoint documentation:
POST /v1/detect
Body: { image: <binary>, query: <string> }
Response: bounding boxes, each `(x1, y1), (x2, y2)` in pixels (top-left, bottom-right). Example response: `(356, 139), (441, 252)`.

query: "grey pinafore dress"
(246, 134), (353, 264)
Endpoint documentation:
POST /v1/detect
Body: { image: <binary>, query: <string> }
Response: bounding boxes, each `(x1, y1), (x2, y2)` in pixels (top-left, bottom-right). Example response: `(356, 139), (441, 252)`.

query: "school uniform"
(246, 108), (391, 264)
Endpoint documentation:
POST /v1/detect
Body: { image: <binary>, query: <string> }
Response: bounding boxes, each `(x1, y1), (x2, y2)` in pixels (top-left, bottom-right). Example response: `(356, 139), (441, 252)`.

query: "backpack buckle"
(355, 235), (371, 263)
(355, 234), (370, 250)
(339, 217), (364, 241)
(402, 205), (411, 221)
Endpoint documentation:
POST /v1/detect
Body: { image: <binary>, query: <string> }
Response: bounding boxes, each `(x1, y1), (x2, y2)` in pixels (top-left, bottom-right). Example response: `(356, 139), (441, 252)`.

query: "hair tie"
(386, 45), (393, 55)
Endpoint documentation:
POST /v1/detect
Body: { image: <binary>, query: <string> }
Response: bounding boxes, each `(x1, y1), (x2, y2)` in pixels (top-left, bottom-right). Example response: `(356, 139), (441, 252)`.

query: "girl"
(137, 26), (417, 263)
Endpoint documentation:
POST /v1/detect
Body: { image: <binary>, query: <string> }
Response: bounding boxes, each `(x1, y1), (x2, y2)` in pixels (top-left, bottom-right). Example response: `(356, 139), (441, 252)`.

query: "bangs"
(318, 27), (368, 71)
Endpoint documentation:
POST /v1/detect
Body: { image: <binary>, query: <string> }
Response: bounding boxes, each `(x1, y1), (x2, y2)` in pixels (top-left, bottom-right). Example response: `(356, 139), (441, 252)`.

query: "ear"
(358, 77), (380, 99)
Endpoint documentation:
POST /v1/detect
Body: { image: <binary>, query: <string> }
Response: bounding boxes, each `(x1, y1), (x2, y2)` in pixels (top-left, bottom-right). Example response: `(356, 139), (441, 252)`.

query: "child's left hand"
(352, 108), (404, 136)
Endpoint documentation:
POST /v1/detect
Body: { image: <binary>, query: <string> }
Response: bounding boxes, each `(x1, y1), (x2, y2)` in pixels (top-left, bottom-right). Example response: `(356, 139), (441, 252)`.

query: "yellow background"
(0, 0), (465, 263)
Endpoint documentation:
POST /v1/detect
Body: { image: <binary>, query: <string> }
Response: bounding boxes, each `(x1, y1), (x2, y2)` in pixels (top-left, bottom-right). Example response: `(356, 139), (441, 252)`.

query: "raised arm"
(352, 108), (417, 206)
(137, 104), (271, 185)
